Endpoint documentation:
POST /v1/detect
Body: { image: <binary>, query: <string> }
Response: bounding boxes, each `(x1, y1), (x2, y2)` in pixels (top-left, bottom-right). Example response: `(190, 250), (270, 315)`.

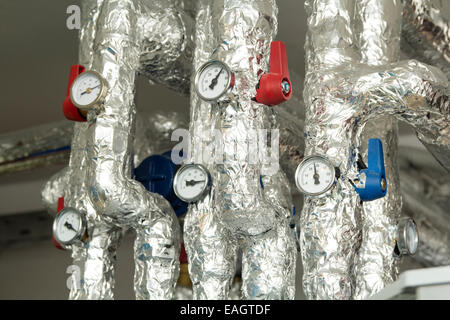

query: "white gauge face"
(53, 208), (85, 245)
(295, 156), (335, 196)
(70, 71), (105, 108)
(174, 164), (210, 202)
(195, 61), (232, 101)
(406, 220), (418, 255)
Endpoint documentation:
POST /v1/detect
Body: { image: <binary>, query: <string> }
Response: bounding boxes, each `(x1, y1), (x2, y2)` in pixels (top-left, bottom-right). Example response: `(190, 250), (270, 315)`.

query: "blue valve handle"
(354, 138), (387, 202)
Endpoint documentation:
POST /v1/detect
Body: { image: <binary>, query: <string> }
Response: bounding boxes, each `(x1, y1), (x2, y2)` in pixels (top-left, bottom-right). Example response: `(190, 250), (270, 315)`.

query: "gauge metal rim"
(194, 60), (233, 102)
(173, 163), (211, 203)
(295, 154), (336, 196)
(397, 217), (419, 256)
(70, 70), (108, 111)
(52, 207), (87, 246)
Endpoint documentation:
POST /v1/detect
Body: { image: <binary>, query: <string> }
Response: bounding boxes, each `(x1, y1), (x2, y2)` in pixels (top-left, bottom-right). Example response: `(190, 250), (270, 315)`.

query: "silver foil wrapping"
(0, 121), (72, 175)
(301, 0), (449, 300)
(41, 166), (69, 214)
(402, 0), (450, 80)
(67, 0), (123, 300)
(353, 0), (403, 300)
(401, 0), (450, 171)
(184, 0), (296, 300)
(399, 150), (450, 267)
(43, 0), (201, 299)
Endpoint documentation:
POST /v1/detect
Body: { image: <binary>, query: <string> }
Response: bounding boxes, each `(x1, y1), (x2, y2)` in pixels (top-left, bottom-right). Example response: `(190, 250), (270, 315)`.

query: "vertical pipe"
(353, 0), (403, 299)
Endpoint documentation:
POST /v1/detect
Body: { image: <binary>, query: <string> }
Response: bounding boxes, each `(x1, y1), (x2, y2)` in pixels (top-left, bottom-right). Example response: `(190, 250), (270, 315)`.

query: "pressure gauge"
(295, 155), (337, 196)
(397, 218), (419, 256)
(52, 207), (87, 246)
(194, 60), (234, 101)
(173, 164), (211, 203)
(70, 70), (107, 111)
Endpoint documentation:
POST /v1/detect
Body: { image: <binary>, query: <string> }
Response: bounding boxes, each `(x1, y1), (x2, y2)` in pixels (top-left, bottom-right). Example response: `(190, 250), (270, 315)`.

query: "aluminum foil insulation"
(353, 0), (403, 300)
(82, 0), (199, 299)
(402, 0), (450, 80)
(0, 121), (72, 175)
(41, 0), (203, 299)
(184, 0), (296, 300)
(399, 153), (450, 267)
(60, 0), (124, 300)
(401, 0), (450, 171)
(355, 117), (401, 299)
(301, 0), (449, 300)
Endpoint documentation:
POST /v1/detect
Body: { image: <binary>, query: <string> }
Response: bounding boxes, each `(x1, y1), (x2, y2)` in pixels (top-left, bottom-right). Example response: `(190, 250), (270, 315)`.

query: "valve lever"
(255, 41), (292, 106)
(62, 64), (87, 122)
(354, 138), (387, 201)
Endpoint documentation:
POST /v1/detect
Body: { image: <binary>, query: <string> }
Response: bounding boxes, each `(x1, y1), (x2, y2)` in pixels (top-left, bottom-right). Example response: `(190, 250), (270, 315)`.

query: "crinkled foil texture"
(399, 153), (450, 267)
(301, 0), (449, 300)
(42, 0), (203, 299)
(0, 121), (72, 175)
(354, 118), (401, 299)
(402, 0), (450, 80)
(352, 0), (403, 300)
(184, 0), (296, 300)
(401, 0), (450, 170)
(138, 0), (194, 95)
(209, 0), (281, 236)
(84, 0), (186, 299)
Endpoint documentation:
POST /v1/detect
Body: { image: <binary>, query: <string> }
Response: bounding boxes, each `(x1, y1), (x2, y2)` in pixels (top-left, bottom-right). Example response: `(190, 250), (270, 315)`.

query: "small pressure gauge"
(173, 164), (211, 203)
(397, 218), (419, 256)
(194, 60), (234, 101)
(295, 155), (337, 196)
(70, 70), (107, 111)
(52, 207), (87, 246)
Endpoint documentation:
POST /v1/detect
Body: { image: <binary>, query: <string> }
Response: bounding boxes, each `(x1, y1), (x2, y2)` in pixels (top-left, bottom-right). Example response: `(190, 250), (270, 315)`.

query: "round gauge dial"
(70, 70), (107, 110)
(194, 60), (233, 101)
(173, 164), (211, 203)
(397, 218), (418, 256)
(406, 220), (418, 255)
(295, 155), (336, 196)
(52, 207), (87, 246)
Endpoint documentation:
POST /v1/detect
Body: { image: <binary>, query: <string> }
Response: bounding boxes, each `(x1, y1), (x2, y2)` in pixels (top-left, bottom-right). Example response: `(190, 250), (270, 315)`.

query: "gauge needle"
(64, 222), (76, 232)
(81, 85), (100, 95)
(313, 163), (320, 185)
(209, 68), (223, 89)
(186, 180), (205, 187)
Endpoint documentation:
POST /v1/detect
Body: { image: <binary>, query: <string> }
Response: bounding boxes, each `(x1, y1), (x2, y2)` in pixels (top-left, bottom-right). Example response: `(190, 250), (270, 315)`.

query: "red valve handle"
(255, 41), (292, 106)
(52, 197), (66, 250)
(180, 243), (188, 263)
(62, 64), (87, 122)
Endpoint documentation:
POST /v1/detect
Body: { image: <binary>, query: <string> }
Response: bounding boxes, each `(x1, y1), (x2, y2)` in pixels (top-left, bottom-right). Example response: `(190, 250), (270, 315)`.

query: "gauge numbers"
(174, 164), (211, 203)
(52, 207), (86, 245)
(70, 70), (106, 110)
(194, 61), (233, 101)
(295, 155), (336, 196)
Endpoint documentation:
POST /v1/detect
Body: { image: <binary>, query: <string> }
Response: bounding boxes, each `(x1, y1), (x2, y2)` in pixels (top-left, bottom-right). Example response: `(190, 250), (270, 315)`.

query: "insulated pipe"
(401, 0), (450, 171)
(45, 0), (198, 300)
(83, 0), (196, 299)
(301, 0), (449, 300)
(184, 0), (296, 300)
(401, 173), (450, 267)
(65, 0), (123, 300)
(401, 0), (450, 80)
(353, 0), (403, 300)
